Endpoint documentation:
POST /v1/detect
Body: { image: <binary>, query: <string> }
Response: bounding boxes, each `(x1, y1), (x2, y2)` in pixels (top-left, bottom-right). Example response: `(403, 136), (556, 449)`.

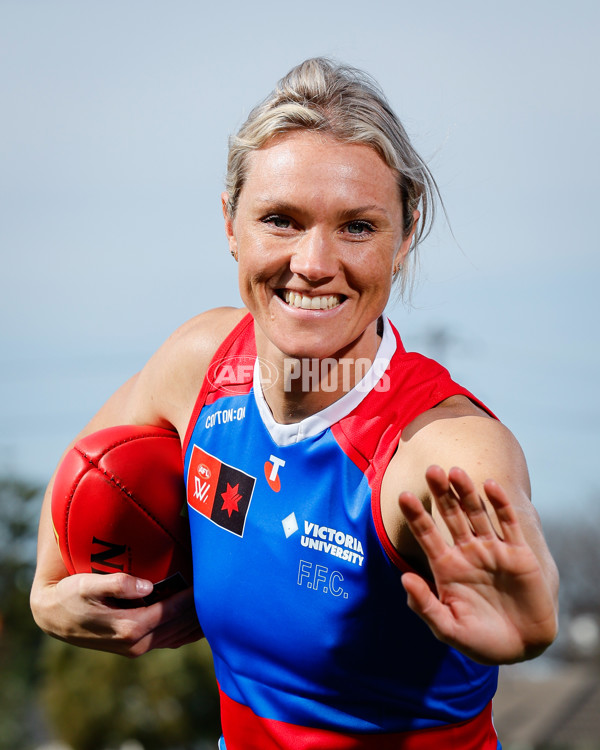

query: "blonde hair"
(225, 57), (440, 295)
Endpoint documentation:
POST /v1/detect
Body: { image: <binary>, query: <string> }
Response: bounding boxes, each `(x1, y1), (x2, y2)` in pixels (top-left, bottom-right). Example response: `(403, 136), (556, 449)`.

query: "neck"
(256, 323), (383, 424)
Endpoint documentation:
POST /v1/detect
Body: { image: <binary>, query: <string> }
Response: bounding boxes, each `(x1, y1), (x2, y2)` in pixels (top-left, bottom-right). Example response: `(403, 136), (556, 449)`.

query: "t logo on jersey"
(187, 445), (255, 537)
(264, 454), (285, 492)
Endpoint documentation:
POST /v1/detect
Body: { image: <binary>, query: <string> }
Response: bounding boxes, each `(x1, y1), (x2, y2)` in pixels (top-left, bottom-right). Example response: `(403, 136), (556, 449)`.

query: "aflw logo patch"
(187, 445), (255, 537)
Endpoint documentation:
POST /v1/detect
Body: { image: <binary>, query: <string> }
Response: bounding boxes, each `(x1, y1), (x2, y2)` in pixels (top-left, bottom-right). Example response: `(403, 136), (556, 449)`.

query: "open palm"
(398, 465), (557, 665)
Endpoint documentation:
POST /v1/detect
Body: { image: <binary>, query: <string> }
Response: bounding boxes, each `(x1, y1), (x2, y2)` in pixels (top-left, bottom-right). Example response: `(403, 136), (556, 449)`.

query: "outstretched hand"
(398, 465), (557, 665)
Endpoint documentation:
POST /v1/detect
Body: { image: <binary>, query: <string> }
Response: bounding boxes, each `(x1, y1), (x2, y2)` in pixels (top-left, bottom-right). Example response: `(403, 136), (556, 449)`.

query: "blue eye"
(263, 215), (291, 229)
(346, 221), (374, 235)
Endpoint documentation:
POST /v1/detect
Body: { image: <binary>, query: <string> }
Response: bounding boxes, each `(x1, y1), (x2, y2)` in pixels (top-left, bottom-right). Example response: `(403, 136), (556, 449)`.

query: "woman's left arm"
(394, 408), (559, 665)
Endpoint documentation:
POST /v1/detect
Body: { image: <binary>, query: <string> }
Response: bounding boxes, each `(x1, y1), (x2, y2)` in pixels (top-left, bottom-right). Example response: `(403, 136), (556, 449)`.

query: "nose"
(289, 228), (338, 282)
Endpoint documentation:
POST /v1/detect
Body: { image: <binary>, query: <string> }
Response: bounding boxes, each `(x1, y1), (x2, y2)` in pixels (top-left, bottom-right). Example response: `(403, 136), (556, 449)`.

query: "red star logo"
(221, 482), (242, 517)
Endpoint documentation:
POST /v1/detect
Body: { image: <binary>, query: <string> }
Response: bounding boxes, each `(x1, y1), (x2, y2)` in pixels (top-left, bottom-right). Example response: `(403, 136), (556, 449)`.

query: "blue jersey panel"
(184, 388), (497, 734)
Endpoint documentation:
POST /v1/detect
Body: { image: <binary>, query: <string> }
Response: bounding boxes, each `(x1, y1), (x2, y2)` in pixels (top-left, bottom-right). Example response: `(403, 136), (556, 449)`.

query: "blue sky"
(1, 0), (598, 521)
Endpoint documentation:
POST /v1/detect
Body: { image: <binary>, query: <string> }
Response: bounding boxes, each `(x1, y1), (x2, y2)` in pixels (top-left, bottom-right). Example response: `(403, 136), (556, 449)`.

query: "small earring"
(230, 249), (238, 261)
(393, 262), (403, 276)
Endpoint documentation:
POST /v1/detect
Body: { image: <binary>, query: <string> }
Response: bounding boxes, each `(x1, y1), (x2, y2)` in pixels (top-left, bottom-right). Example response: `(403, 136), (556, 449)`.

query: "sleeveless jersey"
(183, 313), (501, 749)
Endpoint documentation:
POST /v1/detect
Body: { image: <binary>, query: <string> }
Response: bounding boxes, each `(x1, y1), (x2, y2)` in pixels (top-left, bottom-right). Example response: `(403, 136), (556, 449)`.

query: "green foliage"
(40, 638), (221, 750)
(0, 476), (46, 750)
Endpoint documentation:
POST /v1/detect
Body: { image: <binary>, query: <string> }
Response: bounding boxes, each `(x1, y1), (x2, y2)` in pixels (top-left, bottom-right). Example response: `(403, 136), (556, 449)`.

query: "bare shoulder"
(380, 395), (531, 566)
(155, 307), (247, 368)
(398, 395), (530, 492)
(402, 394), (498, 443)
(134, 307), (248, 431)
(83, 307), (248, 439)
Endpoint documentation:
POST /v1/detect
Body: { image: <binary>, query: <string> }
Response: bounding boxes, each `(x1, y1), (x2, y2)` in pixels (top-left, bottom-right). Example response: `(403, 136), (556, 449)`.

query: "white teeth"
(283, 291), (341, 310)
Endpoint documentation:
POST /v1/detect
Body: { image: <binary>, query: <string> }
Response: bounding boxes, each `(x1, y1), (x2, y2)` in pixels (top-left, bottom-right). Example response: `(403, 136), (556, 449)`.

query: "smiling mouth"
(281, 290), (343, 310)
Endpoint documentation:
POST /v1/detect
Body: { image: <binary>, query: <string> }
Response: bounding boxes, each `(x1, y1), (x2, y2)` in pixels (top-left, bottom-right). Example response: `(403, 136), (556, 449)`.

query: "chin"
(272, 336), (340, 362)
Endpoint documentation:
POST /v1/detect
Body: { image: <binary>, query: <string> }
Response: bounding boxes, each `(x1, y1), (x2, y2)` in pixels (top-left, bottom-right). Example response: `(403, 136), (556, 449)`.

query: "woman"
(31, 58), (558, 749)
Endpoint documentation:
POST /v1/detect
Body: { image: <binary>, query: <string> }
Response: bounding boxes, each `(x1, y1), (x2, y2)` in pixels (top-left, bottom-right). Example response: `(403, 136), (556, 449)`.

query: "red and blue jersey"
(183, 313), (501, 749)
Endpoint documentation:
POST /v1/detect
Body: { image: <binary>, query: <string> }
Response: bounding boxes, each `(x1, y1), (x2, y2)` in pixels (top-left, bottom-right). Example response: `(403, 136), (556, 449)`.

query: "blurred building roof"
(494, 660), (600, 748)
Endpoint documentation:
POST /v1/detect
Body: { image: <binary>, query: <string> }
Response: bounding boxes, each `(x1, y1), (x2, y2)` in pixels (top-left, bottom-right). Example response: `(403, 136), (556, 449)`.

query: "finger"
(401, 572), (452, 641)
(482, 478), (526, 545)
(141, 588), (198, 635)
(398, 490), (449, 562)
(148, 618), (204, 651)
(129, 590), (202, 654)
(105, 589), (199, 655)
(131, 617), (203, 655)
(447, 467), (498, 540)
(425, 465), (474, 544)
(170, 626), (206, 648)
(153, 587), (198, 623)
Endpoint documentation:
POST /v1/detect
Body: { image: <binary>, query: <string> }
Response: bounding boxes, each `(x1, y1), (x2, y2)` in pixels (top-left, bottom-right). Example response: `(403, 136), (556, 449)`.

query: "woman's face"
(223, 130), (415, 364)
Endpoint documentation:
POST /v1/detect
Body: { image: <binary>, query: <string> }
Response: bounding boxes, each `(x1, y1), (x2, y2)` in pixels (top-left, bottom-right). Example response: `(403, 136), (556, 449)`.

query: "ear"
(222, 192), (238, 260)
(394, 209), (420, 269)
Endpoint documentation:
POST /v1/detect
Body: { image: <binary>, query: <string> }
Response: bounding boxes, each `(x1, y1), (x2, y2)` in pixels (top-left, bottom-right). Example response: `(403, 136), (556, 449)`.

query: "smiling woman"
(31, 57), (558, 750)
(223, 132), (409, 393)
(224, 57), (437, 299)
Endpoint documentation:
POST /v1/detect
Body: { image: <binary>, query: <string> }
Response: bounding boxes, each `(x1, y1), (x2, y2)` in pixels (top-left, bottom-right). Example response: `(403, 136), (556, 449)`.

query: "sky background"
(1, 0), (598, 522)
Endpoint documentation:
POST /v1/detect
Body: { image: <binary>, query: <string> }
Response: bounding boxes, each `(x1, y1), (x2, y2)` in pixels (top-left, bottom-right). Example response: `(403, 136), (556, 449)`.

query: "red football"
(51, 425), (193, 593)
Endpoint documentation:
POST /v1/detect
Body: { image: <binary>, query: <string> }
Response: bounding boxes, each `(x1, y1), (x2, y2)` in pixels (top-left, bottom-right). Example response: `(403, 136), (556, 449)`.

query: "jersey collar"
(253, 317), (397, 446)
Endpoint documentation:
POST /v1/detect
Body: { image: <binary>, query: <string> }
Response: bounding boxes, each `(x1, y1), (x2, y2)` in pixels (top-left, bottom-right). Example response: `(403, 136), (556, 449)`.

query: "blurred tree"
(41, 637), (221, 750)
(0, 476), (45, 750)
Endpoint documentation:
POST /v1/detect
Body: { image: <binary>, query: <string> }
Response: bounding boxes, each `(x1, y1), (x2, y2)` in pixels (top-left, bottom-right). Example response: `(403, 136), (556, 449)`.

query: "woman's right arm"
(30, 307), (245, 656)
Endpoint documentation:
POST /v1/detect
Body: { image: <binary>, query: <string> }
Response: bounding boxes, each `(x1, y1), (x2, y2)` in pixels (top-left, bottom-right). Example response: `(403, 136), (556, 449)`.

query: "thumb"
(82, 572), (154, 601)
(401, 572), (447, 638)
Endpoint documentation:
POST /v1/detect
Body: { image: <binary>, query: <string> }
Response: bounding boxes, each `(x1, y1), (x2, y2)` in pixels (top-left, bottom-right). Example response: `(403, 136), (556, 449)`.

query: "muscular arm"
(30, 307), (246, 656)
(381, 396), (559, 664)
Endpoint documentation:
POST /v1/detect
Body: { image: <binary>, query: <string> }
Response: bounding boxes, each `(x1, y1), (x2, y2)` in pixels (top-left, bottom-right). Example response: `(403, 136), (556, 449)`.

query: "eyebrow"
(337, 205), (389, 220)
(253, 199), (390, 220)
